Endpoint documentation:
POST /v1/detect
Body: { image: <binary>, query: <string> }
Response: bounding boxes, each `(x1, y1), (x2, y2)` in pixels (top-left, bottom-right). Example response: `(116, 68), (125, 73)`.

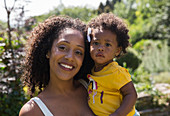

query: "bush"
(116, 47), (142, 71)
(153, 72), (170, 84)
(134, 39), (170, 73)
(0, 34), (27, 116)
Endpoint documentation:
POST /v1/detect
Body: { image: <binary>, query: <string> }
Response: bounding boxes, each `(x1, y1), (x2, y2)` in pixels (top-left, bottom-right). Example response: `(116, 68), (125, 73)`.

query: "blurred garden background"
(0, 0), (170, 115)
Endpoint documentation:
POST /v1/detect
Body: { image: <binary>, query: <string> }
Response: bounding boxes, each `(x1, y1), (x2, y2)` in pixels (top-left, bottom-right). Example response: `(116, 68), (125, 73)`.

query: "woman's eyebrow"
(62, 41), (70, 44)
(77, 45), (84, 49)
(61, 41), (84, 49)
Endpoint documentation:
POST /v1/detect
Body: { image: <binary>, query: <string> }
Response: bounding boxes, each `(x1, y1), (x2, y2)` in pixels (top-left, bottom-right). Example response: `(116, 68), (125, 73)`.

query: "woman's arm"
(110, 81), (137, 116)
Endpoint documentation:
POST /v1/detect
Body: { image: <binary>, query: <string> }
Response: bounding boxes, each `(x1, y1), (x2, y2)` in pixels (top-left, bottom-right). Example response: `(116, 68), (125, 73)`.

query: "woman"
(19, 16), (94, 116)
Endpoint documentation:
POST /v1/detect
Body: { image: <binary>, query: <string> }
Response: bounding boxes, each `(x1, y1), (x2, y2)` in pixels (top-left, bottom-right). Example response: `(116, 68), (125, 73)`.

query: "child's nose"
(98, 45), (104, 51)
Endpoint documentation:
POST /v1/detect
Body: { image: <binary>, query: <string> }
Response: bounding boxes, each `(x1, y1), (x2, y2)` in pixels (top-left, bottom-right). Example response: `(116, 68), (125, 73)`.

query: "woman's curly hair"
(23, 15), (92, 96)
(88, 13), (131, 57)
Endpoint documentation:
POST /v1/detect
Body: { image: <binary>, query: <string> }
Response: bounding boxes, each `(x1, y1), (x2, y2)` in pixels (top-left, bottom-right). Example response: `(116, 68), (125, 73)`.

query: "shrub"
(116, 47), (142, 71)
(134, 39), (170, 73)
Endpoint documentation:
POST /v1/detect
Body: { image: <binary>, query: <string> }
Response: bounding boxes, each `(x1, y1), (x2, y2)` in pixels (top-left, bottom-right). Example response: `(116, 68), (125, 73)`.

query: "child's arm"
(109, 81), (137, 116)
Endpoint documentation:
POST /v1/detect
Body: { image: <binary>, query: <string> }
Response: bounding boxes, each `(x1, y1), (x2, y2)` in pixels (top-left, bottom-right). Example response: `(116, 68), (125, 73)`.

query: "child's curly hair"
(23, 15), (92, 96)
(88, 13), (131, 57)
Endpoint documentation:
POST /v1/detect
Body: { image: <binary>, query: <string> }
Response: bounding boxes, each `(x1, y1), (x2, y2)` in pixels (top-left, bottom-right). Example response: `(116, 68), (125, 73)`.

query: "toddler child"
(87, 13), (140, 116)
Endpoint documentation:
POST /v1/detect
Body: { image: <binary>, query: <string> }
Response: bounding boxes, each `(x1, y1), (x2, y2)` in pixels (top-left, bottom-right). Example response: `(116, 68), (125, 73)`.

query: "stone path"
(154, 83), (170, 95)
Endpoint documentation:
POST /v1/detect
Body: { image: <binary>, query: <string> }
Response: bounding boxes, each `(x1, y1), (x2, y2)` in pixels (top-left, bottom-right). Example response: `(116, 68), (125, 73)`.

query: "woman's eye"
(58, 45), (67, 51)
(93, 42), (99, 46)
(105, 43), (111, 47)
(75, 50), (83, 56)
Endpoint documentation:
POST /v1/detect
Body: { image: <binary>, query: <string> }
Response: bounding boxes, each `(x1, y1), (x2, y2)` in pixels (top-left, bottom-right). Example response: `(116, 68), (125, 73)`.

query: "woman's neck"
(45, 77), (78, 96)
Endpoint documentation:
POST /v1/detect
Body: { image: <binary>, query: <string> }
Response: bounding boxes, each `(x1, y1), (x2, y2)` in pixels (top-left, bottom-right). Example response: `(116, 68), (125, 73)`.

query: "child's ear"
(115, 47), (122, 57)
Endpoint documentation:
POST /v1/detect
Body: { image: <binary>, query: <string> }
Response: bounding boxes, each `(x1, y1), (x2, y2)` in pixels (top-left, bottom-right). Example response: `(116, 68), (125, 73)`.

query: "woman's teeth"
(60, 63), (73, 69)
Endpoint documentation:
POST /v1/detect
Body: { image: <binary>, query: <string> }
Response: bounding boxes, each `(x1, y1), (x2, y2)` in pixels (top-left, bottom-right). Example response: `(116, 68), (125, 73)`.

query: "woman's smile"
(59, 62), (75, 71)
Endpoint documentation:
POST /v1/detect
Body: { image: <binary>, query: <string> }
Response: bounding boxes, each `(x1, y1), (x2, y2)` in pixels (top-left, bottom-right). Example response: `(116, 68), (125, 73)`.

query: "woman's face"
(48, 28), (85, 81)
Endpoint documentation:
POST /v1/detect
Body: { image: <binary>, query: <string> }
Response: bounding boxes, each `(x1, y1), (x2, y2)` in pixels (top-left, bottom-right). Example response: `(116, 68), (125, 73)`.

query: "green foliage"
(135, 39), (170, 73)
(153, 72), (170, 84)
(112, 0), (170, 44)
(129, 18), (151, 45)
(131, 67), (168, 110)
(0, 78), (26, 116)
(113, 0), (136, 24)
(25, 5), (97, 31)
(116, 47), (141, 71)
(98, 2), (104, 14)
(146, 0), (170, 40)
(133, 39), (147, 52)
(59, 6), (97, 22)
(0, 32), (27, 116)
(97, 0), (121, 14)
(0, 20), (7, 30)
(132, 67), (151, 92)
(131, 0), (170, 44)
(34, 6), (97, 23)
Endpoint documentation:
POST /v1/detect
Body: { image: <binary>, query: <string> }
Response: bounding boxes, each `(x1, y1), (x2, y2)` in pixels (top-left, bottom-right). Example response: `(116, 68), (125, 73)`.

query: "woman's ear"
(46, 51), (50, 58)
(115, 47), (122, 57)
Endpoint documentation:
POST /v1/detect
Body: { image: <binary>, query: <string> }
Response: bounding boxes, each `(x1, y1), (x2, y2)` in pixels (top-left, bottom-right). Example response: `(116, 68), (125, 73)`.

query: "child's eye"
(93, 42), (99, 46)
(105, 43), (111, 47)
(75, 50), (83, 56)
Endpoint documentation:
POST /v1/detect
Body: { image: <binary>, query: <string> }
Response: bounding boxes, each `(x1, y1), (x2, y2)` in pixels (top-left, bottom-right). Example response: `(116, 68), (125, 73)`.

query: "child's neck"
(94, 60), (113, 72)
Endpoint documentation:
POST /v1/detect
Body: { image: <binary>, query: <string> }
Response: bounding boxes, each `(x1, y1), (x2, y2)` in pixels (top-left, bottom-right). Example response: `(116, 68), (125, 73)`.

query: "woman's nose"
(65, 50), (74, 61)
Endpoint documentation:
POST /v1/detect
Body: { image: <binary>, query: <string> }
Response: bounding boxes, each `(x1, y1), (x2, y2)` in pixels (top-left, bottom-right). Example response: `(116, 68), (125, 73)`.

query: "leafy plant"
(116, 47), (141, 71)
(138, 40), (170, 73)
(0, 33), (27, 116)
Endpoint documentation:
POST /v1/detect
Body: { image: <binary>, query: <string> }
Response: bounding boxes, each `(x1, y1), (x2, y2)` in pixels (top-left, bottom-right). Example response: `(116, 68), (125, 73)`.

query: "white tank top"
(31, 97), (53, 116)
(31, 79), (88, 116)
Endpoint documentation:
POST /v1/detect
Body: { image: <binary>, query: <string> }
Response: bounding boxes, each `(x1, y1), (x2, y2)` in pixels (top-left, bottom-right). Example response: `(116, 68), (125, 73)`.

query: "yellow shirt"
(88, 62), (135, 116)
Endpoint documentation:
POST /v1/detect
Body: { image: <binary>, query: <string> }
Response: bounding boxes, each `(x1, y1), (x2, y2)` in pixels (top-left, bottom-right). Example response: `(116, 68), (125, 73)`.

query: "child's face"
(90, 29), (121, 66)
(48, 28), (85, 81)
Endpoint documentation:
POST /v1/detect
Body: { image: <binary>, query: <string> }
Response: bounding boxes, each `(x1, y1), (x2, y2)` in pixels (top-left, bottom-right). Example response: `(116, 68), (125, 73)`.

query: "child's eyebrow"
(105, 39), (113, 42)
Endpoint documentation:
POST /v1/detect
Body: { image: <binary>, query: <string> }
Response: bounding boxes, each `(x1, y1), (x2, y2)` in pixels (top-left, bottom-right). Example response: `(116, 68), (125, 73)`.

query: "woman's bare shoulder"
(19, 99), (43, 116)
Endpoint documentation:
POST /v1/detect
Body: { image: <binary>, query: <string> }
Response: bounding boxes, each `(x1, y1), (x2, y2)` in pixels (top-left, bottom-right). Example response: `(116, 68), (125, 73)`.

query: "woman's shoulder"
(73, 80), (88, 97)
(78, 79), (88, 90)
(19, 99), (43, 116)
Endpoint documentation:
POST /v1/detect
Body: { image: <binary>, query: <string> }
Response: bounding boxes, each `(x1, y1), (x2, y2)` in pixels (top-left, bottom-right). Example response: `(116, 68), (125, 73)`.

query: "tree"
(97, 0), (122, 14)
(4, 0), (17, 50)
(112, 0), (170, 44)
(105, 0), (113, 12)
(130, 0), (170, 44)
(98, 2), (104, 14)
(33, 5), (97, 23)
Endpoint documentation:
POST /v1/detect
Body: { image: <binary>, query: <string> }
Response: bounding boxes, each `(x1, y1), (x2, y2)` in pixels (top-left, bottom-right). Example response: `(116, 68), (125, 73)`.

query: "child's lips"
(96, 53), (104, 57)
